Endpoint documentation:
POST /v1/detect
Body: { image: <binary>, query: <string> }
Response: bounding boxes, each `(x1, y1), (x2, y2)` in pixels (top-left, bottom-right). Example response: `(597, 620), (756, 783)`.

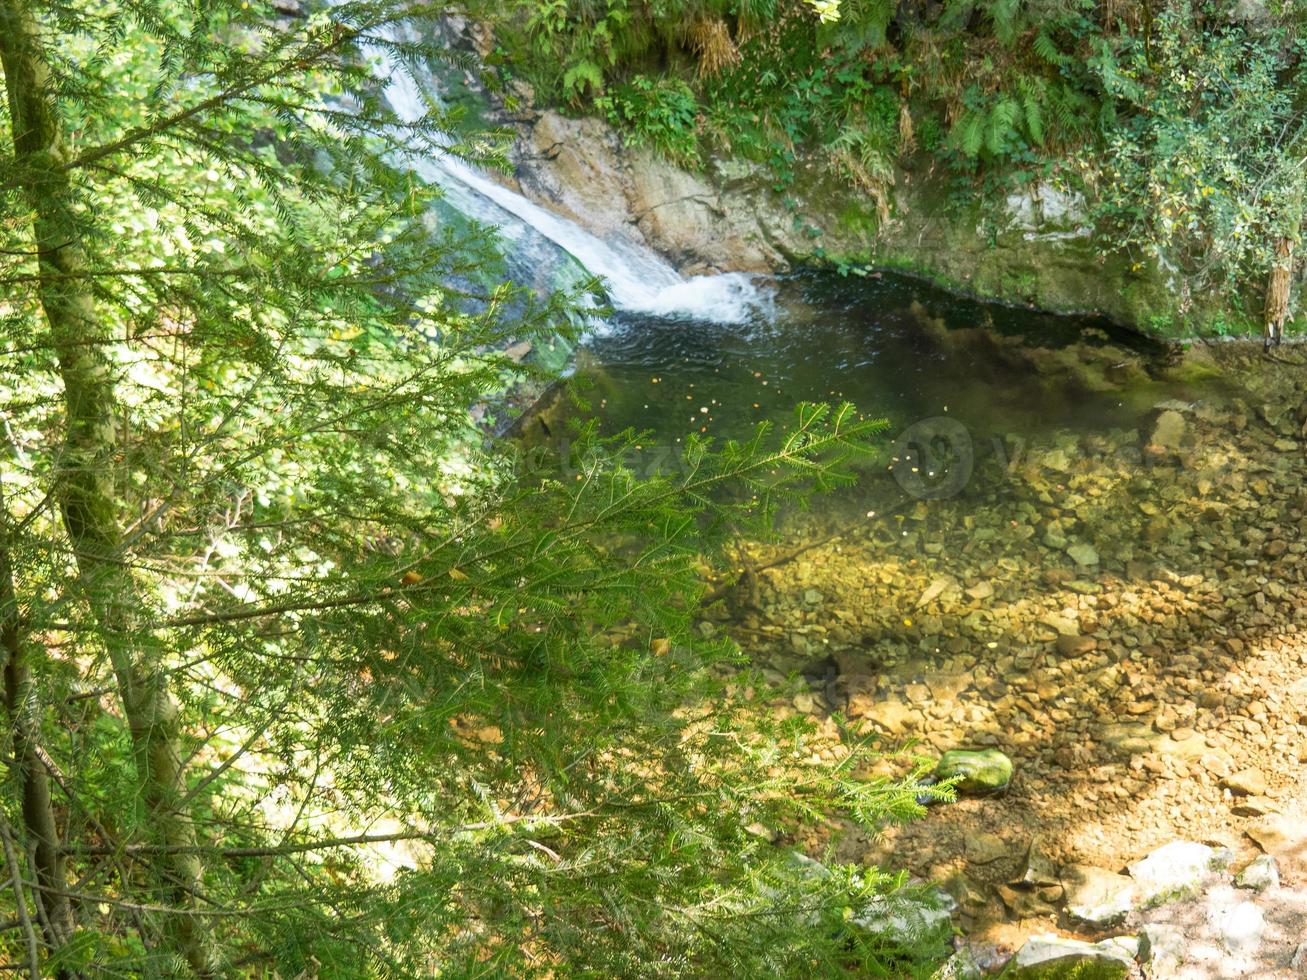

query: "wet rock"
(857, 698), (921, 735)
(1150, 410), (1187, 449)
(1128, 841), (1232, 906)
(1055, 634), (1096, 657)
(1066, 543), (1100, 567)
(1000, 934), (1134, 979)
(1234, 854), (1279, 891)
(934, 748), (1013, 795)
(1060, 864), (1135, 927)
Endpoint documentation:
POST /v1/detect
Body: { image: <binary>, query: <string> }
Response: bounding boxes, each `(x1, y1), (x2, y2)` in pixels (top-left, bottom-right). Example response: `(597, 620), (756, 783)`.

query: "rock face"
(934, 748), (1013, 795)
(494, 103), (1223, 331)
(1000, 934), (1135, 979)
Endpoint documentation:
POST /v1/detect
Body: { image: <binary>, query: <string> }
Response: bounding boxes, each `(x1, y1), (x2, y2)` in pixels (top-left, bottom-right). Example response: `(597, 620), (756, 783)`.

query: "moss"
(1002, 957), (1130, 980)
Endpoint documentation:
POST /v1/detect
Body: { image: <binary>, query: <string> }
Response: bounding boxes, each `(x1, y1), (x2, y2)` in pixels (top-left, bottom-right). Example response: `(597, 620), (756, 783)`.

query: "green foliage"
(475, 0), (1307, 302)
(1093, 3), (1307, 300)
(596, 75), (703, 163)
(0, 0), (936, 974)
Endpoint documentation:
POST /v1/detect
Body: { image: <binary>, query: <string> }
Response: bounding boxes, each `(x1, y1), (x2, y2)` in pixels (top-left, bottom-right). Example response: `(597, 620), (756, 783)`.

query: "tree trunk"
(0, 3), (218, 974)
(0, 476), (76, 971)
(1265, 236), (1293, 344)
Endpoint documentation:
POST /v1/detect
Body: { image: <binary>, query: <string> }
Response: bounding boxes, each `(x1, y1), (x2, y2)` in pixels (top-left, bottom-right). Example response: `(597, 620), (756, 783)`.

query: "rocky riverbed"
(703, 341), (1307, 974)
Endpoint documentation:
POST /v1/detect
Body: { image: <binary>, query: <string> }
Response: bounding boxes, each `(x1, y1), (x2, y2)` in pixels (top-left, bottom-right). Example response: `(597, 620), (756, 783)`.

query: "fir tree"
(0, 0), (936, 974)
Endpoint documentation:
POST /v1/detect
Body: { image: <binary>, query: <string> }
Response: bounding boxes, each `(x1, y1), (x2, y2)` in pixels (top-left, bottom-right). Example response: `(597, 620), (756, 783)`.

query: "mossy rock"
(1000, 936), (1136, 979)
(933, 748), (1012, 795)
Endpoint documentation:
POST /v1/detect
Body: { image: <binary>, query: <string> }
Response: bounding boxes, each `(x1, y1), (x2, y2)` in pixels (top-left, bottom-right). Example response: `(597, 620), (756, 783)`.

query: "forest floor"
(712, 340), (1307, 974)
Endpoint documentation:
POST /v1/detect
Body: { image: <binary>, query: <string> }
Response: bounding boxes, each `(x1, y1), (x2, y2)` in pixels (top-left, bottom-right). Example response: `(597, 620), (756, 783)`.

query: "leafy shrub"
(596, 74), (703, 164)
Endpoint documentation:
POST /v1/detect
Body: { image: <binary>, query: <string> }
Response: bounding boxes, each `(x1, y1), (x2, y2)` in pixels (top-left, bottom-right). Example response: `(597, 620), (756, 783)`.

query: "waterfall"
(376, 52), (773, 325)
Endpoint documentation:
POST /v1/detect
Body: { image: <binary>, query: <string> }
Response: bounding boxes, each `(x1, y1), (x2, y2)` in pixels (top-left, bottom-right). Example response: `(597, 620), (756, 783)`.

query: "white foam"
(378, 53), (772, 324)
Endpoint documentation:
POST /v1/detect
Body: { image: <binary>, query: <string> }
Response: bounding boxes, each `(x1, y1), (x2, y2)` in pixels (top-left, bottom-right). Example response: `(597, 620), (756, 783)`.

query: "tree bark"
(0, 3), (218, 974)
(0, 475), (76, 971)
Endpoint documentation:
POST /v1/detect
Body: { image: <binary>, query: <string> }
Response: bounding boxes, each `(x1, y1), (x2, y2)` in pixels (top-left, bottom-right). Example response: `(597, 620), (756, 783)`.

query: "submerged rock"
(934, 748), (1013, 795)
(1150, 409), (1187, 449)
(1000, 934), (1135, 979)
(1066, 542), (1100, 567)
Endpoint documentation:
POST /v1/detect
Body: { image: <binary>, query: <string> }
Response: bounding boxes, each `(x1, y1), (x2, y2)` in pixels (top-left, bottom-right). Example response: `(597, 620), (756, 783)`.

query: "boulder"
(934, 748), (1013, 795)
(1234, 854), (1279, 891)
(1000, 934), (1135, 979)
(1138, 923), (1185, 975)
(935, 947), (982, 980)
(1128, 841), (1232, 906)
(1060, 864), (1136, 927)
(853, 886), (956, 950)
(1213, 900), (1265, 957)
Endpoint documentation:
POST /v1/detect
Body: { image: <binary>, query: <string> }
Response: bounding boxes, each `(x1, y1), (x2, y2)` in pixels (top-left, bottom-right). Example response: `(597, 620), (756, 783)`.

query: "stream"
(367, 45), (1307, 968)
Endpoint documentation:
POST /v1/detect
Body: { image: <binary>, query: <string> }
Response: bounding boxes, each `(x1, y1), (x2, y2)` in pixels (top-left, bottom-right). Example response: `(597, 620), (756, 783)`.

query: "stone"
(1138, 923), (1185, 975)
(1246, 814), (1307, 875)
(853, 886), (956, 949)
(1128, 841), (1231, 906)
(965, 832), (1011, 865)
(998, 883), (1058, 920)
(848, 695), (920, 735)
(1039, 613), (1079, 636)
(1060, 864), (1135, 927)
(503, 340), (533, 362)
(1231, 796), (1277, 817)
(936, 948), (983, 980)
(1220, 767), (1268, 796)
(1055, 634), (1096, 657)
(1234, 854), (1279, 891)
(1150, 410), (1187, 449)
(1067, 543), (1100, 567)
(1213, 900), (1265, 957)
(1012, 838), (1058, 890)
(933, 748), (1013, 795)
(1000, 934), (1133, 979)
(1291, 942), (1307, 970)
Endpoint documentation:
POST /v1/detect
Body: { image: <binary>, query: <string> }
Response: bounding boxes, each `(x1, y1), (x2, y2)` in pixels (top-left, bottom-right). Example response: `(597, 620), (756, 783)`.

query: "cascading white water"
(376, 51), (773, 325)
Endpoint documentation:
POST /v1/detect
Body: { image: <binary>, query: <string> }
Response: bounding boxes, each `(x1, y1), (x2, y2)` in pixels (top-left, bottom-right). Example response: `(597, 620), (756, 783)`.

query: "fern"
(958, 109), (986, 157)
(1032, 30), (1071, 66)
(1018, 75), (1046, 145)
(562, 59), (604, 100)
(988, 0), (1024, 46)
